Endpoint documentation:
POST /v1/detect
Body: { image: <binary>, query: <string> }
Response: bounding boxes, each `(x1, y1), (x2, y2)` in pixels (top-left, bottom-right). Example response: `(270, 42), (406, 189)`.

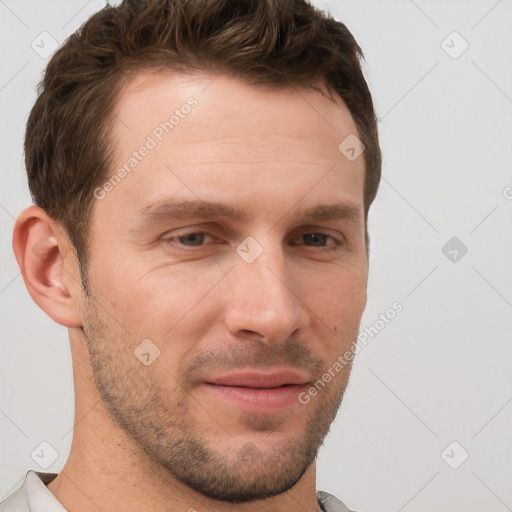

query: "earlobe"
(12, 205), (83, 328)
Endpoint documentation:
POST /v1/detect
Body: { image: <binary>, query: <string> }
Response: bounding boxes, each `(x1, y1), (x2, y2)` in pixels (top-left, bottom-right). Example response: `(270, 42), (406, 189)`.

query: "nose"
(223, 244), (309, 344)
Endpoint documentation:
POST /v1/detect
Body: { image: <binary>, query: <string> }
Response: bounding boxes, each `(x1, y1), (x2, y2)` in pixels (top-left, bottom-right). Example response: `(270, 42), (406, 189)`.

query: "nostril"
(237, 330), (264, 341)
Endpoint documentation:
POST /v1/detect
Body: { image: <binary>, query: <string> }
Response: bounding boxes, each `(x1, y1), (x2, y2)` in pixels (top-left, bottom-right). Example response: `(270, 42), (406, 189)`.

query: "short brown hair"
(25, 0), (381, 277)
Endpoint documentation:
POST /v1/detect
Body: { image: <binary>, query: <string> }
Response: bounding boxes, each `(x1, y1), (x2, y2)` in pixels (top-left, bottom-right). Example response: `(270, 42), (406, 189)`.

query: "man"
(2, 0), (381, 511)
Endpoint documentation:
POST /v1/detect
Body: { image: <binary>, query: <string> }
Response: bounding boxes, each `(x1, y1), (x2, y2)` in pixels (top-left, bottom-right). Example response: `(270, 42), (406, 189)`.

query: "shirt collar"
(24, 470), (65, 512)
(14, 471), (348, 512)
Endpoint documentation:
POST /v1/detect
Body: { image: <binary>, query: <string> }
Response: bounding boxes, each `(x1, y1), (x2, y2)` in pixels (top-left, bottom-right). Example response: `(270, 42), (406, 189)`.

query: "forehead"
(95, 70), (365, 228)
(112, 69), (360, 157)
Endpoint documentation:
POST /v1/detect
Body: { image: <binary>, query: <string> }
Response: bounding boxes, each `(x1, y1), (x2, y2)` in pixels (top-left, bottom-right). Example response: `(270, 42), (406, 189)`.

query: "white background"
(1, 1), (511, 511)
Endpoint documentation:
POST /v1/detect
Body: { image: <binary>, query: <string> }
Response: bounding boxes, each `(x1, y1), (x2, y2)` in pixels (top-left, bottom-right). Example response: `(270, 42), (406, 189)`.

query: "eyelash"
(163, 230), (344, 251)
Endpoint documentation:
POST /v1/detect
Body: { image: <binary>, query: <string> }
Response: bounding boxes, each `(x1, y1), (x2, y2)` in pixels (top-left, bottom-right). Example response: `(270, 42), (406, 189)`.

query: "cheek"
(91, 256), (225, 340)
(306, 262), (366, 304)
(302, 268), (367, 338)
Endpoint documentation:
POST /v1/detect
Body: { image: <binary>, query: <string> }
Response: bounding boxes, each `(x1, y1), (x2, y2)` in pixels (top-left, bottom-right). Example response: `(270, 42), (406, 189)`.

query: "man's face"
(81, 71), (368, 502)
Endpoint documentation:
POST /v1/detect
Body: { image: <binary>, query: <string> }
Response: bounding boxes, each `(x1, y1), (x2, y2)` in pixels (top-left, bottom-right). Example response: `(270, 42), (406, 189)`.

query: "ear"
(12, 205), (83, 328)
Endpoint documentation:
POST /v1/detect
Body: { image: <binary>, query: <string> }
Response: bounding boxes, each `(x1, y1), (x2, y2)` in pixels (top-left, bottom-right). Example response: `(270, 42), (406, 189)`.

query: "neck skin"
(46, 330), (320, 512)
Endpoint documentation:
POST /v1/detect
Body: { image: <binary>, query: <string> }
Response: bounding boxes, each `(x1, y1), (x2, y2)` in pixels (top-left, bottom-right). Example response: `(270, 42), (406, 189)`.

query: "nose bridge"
(252, 252), (292, 308)
(225, 240), (306, 342)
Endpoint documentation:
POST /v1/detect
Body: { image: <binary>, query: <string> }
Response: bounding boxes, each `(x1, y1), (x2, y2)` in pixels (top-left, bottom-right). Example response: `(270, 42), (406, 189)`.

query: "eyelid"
(161, 222), (220, 238)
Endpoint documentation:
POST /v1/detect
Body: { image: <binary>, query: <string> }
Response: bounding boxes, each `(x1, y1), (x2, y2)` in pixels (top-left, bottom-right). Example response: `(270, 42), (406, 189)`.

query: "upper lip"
(204, 369), (310, 388)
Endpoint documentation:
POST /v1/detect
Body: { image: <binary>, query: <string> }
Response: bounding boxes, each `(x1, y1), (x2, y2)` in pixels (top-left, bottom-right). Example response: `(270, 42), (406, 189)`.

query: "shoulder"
(0, 480), (30, 512)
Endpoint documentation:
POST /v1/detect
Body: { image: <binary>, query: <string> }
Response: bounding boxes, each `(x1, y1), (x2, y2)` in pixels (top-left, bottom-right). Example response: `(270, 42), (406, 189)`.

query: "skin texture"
(13, 71), (368, 512)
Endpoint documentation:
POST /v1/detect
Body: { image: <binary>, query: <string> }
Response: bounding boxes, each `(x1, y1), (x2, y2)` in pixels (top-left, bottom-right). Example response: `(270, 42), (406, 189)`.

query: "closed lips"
(204, 371), (310, 388)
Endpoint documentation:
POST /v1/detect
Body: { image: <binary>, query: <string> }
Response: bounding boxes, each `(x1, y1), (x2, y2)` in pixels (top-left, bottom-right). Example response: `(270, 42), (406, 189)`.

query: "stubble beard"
(80, 289), (354, 503)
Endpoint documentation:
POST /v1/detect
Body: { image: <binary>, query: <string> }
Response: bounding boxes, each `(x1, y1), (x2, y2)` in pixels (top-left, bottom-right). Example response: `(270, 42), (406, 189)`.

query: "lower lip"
(201, 383), (307, 413)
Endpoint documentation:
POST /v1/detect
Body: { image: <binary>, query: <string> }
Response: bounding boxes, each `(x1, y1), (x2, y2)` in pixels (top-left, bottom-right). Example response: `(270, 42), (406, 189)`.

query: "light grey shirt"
(1, 471), (356, 512)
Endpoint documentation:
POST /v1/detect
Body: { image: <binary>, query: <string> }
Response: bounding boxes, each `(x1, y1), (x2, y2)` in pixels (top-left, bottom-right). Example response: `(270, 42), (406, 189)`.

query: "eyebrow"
(137, 199), (363, 225)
